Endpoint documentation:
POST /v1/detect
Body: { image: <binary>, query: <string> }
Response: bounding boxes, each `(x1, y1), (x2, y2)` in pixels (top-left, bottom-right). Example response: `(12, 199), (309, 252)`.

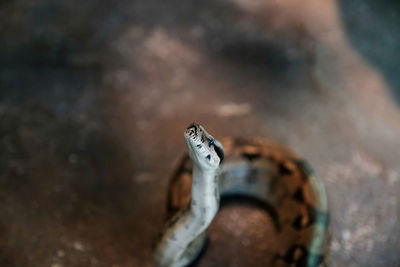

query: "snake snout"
(186, 123), (200, 137)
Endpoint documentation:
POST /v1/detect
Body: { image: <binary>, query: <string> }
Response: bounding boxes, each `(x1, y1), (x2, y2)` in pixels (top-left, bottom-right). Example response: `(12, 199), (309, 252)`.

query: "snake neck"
(190, 165), (219, 230)
(154, 165), (219, 267)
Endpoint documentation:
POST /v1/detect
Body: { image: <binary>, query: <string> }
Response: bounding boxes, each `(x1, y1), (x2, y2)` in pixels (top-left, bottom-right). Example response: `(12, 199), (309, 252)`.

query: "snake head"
(184, 123), (224, 170)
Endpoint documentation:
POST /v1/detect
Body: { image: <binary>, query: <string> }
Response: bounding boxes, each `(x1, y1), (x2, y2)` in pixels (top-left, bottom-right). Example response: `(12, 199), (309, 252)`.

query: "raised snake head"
(184, 123), (224, 171)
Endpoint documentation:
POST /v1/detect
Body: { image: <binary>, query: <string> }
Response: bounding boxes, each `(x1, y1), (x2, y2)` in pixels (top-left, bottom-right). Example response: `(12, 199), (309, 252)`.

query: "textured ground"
(1, 0), (400, 266)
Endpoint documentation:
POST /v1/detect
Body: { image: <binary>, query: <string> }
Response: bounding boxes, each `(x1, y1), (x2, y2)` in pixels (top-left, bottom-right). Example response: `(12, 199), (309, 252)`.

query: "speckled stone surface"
(1, 0), (399, 266)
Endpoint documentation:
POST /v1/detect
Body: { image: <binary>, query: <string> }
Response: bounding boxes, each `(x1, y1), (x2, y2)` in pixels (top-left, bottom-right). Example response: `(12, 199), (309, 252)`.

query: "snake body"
(154, 123), (329, 266)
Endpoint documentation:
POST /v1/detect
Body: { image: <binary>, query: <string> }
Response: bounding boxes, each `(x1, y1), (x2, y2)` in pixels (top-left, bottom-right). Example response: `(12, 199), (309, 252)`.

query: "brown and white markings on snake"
(155, 124), (329, 267)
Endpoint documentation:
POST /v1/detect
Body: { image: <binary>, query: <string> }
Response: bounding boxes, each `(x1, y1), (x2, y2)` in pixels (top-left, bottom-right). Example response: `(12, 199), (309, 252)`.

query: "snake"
(154, 123), (329, 267)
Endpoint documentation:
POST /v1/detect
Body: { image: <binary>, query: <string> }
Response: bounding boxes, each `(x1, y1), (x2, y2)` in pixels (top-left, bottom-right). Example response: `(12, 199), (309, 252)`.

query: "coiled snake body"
(154, 123), (329, 266)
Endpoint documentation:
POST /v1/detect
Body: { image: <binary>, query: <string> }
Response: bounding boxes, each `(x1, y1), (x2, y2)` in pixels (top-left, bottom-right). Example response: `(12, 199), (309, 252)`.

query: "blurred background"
(1, 0), (400, 266)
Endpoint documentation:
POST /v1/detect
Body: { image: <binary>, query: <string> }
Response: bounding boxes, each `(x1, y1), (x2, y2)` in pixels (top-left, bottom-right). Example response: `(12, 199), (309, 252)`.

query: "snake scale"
(154, 123), (329, 267)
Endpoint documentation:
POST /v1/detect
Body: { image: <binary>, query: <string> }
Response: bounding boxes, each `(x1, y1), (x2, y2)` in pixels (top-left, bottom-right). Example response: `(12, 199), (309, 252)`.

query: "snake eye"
(209, 139), (215, 147)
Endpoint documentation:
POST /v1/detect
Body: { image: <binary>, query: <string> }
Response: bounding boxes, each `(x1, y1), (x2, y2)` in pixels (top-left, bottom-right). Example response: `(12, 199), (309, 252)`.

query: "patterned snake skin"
(154, 124), (329, 267)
